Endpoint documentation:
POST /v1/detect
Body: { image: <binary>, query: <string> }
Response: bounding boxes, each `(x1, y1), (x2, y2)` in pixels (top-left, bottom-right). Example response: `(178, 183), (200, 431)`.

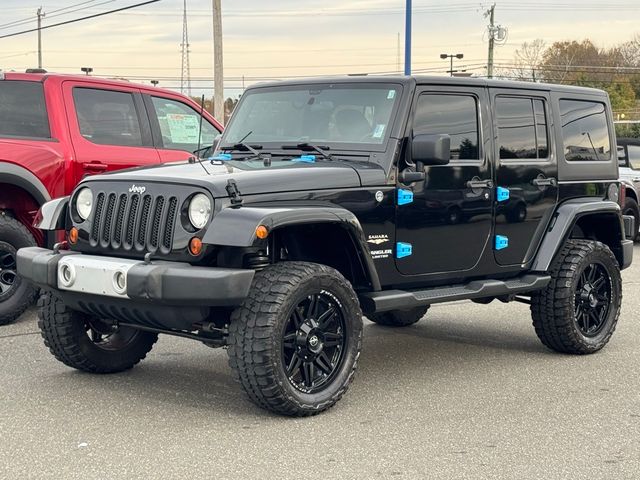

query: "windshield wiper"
(282, 143), (333, 160)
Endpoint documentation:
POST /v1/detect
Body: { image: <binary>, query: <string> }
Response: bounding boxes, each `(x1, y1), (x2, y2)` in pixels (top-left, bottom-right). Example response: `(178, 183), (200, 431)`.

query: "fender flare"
(203, 205), (381, 291)
(0, 163), (51, 206)
(531, 198), (623, 272)
(34, 196), (69, 231)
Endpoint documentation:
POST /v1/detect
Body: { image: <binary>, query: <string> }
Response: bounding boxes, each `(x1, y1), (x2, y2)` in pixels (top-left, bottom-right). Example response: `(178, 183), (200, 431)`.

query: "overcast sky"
(1, 0), (639, 98)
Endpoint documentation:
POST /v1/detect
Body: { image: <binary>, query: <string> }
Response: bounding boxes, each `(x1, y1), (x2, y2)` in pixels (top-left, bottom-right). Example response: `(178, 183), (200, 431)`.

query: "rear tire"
(623, 197), (640, 241)
(38, 292), (158, 373)
(366, 306), (430, 327)
(227, 262), (362, 416)
(531, 239), (621, 354)
(0, 213), (37, 325)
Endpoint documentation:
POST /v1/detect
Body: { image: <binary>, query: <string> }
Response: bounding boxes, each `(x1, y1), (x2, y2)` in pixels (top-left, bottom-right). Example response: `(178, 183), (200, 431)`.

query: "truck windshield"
(221, 83), (402, 150)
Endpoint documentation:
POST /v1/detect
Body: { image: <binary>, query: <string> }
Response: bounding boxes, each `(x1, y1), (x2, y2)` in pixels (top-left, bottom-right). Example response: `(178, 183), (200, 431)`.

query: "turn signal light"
(255, 225), (269, 240)
(68, 227), (78, 244)
(189, 237), (203, 256)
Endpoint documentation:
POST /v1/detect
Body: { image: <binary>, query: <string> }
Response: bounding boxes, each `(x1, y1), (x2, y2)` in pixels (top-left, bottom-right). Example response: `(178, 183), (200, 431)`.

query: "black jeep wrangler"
(18, 76), (634, 416)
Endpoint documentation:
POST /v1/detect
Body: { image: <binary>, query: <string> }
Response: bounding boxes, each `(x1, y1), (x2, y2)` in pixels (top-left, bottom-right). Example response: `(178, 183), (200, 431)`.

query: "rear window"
(0, 81), (50, 139)
(560, 99), (611, 162)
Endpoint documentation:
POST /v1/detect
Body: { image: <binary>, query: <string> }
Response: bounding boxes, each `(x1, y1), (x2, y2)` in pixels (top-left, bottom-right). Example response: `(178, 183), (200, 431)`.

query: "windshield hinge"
(226, 179), (243, 205)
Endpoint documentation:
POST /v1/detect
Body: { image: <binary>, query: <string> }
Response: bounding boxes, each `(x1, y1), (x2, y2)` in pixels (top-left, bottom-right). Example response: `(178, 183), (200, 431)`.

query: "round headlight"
(188, 193), (211, 229)
(76, 188), (93, 220)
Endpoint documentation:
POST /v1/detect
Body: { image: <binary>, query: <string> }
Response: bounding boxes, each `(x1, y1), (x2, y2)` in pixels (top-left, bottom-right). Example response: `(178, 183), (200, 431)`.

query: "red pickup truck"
(0, 71), (222, 324)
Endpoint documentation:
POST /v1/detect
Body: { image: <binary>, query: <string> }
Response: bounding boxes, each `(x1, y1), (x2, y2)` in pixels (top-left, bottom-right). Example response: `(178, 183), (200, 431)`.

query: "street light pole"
(404, 0), (411, 75)
(440, 53), (464, 76)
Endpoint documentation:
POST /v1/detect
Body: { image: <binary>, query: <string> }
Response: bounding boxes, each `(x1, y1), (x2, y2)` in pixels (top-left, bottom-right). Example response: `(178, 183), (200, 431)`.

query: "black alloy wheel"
(0, 243), (17, 301)
(531, 239), (622, 354)
(38, 292), (158, 373)
(227, 261), (363, 416)
(0, 215), (38, 325)
(282, 292), (347, 393)
(85, 318), (142, 351)
(574, 262), (611, 337)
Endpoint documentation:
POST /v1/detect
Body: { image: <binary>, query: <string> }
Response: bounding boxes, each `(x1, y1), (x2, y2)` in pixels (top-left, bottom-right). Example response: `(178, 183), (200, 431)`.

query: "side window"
(559, 99), (611, 162)
(628, 145), (640, 169)
(413, 94), (479, 161)
(73, 88), (143, 146)
(495, 96), (548, 160)
(151, 97), (218, 152)
(0, 81), (50, 139)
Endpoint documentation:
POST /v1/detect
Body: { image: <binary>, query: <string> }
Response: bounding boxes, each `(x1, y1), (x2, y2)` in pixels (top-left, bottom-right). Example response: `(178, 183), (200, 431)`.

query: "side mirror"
(412, 134), (451, 165)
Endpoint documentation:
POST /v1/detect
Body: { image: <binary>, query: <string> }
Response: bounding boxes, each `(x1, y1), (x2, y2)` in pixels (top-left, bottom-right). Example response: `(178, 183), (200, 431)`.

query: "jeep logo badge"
(129, 184), (146, 194)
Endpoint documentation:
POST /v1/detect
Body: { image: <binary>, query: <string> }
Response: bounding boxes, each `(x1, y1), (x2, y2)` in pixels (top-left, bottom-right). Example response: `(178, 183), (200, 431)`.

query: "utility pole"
(36, 7), (45, 69)
(212, 0), (224, 124)
(404, 0), (411, 75)
(486, 3), (495, 79)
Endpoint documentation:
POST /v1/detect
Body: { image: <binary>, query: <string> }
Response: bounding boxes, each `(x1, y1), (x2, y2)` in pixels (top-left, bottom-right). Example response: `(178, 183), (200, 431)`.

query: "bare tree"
(510, 39), (546, 81)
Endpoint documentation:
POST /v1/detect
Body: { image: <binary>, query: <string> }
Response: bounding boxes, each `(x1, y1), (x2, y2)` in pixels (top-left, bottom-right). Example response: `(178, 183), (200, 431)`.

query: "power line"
(0, 0), (159, 40)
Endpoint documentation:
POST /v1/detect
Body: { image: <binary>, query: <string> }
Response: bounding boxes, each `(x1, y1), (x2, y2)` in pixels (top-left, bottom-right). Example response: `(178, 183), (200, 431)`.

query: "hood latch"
(226, 179), (243, 206)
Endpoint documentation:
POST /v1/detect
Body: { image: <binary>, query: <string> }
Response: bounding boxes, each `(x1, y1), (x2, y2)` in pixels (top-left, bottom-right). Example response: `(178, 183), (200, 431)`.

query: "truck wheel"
(0, 214), (38, 325)
(623, 197), (639, 241)
(37, 292), (158, 373)
(227, 262), (363, 416)
(366, 306), (430, 327)
(531, 239), (622, 354)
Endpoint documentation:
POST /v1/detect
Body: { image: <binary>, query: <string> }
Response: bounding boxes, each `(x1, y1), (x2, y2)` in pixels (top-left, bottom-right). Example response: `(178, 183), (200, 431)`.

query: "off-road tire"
(366, 306), (430, 327)
(227, 262), (363, 416)
(38, 292), (158, 373)
(0, 213), (37, 325)
(623, 197), (640, 241)
(531, 239), (622, 354)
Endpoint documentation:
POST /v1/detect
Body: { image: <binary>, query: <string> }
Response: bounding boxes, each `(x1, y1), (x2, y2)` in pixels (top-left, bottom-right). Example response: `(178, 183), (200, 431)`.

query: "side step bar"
(359, 274), (550, 314)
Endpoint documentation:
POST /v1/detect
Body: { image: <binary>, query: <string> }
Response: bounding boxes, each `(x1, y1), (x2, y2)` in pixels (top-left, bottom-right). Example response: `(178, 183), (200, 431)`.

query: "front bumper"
(17, 247), (255, 307)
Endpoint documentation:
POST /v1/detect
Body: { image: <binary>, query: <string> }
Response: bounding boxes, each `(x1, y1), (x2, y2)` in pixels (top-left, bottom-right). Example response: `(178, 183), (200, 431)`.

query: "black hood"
(83, 159), (386, 197)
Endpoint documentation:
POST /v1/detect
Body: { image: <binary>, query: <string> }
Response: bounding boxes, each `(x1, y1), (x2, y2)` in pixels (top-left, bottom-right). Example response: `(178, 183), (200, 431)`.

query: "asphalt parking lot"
(2, 248), (640, 480)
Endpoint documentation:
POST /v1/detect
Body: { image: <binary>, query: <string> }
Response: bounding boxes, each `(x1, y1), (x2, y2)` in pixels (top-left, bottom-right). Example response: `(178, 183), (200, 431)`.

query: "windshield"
(221, 83), (402, 150)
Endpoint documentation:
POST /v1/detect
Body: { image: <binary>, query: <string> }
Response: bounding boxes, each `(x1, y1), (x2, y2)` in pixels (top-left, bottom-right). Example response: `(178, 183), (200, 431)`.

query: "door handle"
(83, 162), (108, 173)
(531, 176), (557, 187)
(466, 178), (493, 189)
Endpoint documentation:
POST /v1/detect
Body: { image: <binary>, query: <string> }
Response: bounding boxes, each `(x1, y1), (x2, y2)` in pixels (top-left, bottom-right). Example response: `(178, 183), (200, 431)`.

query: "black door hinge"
(226, 179), (243, 205)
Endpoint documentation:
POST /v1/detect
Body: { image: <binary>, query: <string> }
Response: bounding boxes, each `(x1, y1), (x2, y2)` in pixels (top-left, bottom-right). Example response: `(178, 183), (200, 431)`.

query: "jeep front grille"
(89, 192), (178, 253)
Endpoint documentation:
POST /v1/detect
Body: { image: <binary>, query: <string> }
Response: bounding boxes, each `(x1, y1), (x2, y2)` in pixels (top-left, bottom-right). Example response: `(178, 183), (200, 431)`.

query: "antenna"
(196, 94), (205, 155)
(180, 0), (192, 96)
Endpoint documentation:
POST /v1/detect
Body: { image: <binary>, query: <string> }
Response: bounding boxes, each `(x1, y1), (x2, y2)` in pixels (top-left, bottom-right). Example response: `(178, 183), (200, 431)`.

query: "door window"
(151, 97), (218, 153)
(73, 88), (143, 146)
(559, 99), (610, 161)
(496, 97), (548, 160)
(628, 145), (640, 169)
(413, 94), (479, 160)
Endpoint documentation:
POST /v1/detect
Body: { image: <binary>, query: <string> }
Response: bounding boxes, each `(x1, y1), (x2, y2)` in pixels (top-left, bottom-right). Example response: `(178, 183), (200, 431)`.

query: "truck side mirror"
(412, 134), (451, 166)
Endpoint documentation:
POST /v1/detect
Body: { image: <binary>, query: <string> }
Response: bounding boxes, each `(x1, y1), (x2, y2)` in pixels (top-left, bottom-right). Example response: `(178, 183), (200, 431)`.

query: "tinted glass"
(496, 97), (537, 159)
(222, 84), (401, 147)
(413, 94), (479, 160)
(0, 81), (50, 139)
(628, 145), (640, 169)
(534, 99), (548, 157)
(73, 88), (143, 146)
(560, 99), (610, 162)
(151, 96), (219, 153)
